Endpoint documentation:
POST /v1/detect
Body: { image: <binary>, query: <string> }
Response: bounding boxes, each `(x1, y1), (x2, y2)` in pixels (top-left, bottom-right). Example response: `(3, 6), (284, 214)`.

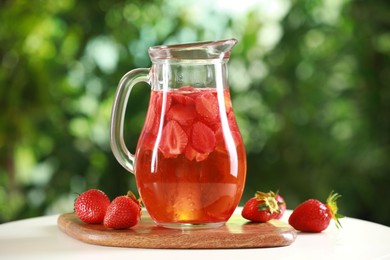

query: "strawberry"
(103, 191), (142, 229)
(178, 86), (198, 93)
(74, 189), (111, 224)
(184, 143), (197, 161)
(288, 191), (343, 233)
(166, 104), (197, 126)
(227, 111), (239, 132)
(195, 91), (219, 121)
(224, 90), (233, 113)
(171, 93), (196, 106)
(274, 194), (286, 219)
(241, 191), (281, 223)
(159, 120), (188, 158)
(144, 107), (160, 135)
(184, 143), (210, 162)
(191, 121), (216, 153)
(153, 91), (172, 114)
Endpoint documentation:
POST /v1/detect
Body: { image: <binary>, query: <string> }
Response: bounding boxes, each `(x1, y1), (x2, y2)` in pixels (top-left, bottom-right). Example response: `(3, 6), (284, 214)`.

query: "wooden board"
(57, 212), (296, 249)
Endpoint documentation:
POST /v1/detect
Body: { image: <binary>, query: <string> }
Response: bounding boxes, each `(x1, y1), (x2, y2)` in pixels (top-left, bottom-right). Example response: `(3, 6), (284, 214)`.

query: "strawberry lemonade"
(135, 86), (246, 227)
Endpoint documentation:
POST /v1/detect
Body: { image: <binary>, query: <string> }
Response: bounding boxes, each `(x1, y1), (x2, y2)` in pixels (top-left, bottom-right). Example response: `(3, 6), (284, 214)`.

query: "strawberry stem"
(326, 191), (344, 229)
(126, 190), (143, 216)
(255, 191), (280, 214)
(126, 191), (137, 200)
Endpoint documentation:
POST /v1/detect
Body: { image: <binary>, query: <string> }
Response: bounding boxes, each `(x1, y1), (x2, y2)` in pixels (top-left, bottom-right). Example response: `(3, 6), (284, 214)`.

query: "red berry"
(184, 143), (209, 162)
(178, 86), (198, 93)
(274, 194), (286, 219)
(241, 191), (281, 223)
(171, 92), (196, 106)
(195, 91), (218, 121)
(166, 104), (197, 126)
(153, 91), (172, 114)
(144, 108), (160, 135)
(191, 121), (216, 153)
(159, 120), (188, 158)
(224, 90), (233, 113)
(103, 191), (142, 229)
(288, 191), (343, 233)
(74, 189), (110, 224)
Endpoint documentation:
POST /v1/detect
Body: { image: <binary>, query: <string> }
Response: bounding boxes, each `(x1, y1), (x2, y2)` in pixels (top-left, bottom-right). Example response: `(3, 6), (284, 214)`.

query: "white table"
(1, 210), (389, 260)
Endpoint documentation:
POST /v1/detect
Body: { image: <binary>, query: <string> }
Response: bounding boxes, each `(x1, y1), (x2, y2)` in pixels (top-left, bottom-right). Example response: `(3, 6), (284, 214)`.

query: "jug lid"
(148, 38), (237, 61)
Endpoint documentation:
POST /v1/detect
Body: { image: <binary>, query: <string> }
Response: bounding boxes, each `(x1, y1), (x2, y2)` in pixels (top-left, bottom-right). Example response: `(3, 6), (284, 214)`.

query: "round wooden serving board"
(58, 212), (296, 249)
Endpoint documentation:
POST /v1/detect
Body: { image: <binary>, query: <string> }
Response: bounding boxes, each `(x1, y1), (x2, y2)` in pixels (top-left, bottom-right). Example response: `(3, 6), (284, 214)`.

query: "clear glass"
(110, 39), (246, 229)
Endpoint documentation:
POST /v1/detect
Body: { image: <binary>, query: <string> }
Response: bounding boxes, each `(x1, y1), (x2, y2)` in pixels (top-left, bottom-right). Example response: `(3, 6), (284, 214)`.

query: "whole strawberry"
(274, 194), (286, 220)
(288, 191), (343, 232)
(242, 191), (281, 223)
(103, 191), (142, 229)
(74, 189), (111, 224)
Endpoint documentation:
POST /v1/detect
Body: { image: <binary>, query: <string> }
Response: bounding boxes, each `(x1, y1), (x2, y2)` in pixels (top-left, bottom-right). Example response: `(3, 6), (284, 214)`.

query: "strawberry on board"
(274, 194), (287, 220)
(288, 191), (343, 233)
(103, 191), (142, 229)
(241, 191), (281, 223)
(74, 189), (111, 224)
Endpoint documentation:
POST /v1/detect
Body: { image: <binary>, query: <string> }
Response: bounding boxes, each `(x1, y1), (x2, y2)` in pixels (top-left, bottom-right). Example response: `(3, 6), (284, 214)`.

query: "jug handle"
(110, 68), (150, 174)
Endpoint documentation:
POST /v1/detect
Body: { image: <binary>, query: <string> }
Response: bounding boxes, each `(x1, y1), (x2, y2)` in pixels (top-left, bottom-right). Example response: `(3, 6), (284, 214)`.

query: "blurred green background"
(1, 0), (389, 226)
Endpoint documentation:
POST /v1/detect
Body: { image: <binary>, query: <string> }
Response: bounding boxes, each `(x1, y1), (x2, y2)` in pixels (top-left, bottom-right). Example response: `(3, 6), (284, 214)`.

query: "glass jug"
(110, 38), (246, 229)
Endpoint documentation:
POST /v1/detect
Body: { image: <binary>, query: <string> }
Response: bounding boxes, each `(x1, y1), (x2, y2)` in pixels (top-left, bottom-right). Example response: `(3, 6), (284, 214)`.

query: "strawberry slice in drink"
(153, 91), (172, 114)
(144, 107), (160, 135)
(171, 93), (196, 106)
(195, 91), (219, 122)
(178, 86), (199, 92)
(166, 104), (197, 127)
(184, 143), (210, 162)
(191, 121), (216, 154)
(224, 90), (233, 114)
(159, 120), (188, 158)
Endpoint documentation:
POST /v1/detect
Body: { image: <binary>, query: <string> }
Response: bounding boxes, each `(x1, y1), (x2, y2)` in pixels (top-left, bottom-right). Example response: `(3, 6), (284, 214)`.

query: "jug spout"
(149, 38), (238, 61)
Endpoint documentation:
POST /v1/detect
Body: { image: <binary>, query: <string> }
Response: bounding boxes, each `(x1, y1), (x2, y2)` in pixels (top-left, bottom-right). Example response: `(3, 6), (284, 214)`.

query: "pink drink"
(135, 86), (246, 226)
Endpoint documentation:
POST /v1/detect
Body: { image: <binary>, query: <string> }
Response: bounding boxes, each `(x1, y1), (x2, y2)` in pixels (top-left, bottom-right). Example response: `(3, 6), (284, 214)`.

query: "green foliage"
(0, 0), (389, 225)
